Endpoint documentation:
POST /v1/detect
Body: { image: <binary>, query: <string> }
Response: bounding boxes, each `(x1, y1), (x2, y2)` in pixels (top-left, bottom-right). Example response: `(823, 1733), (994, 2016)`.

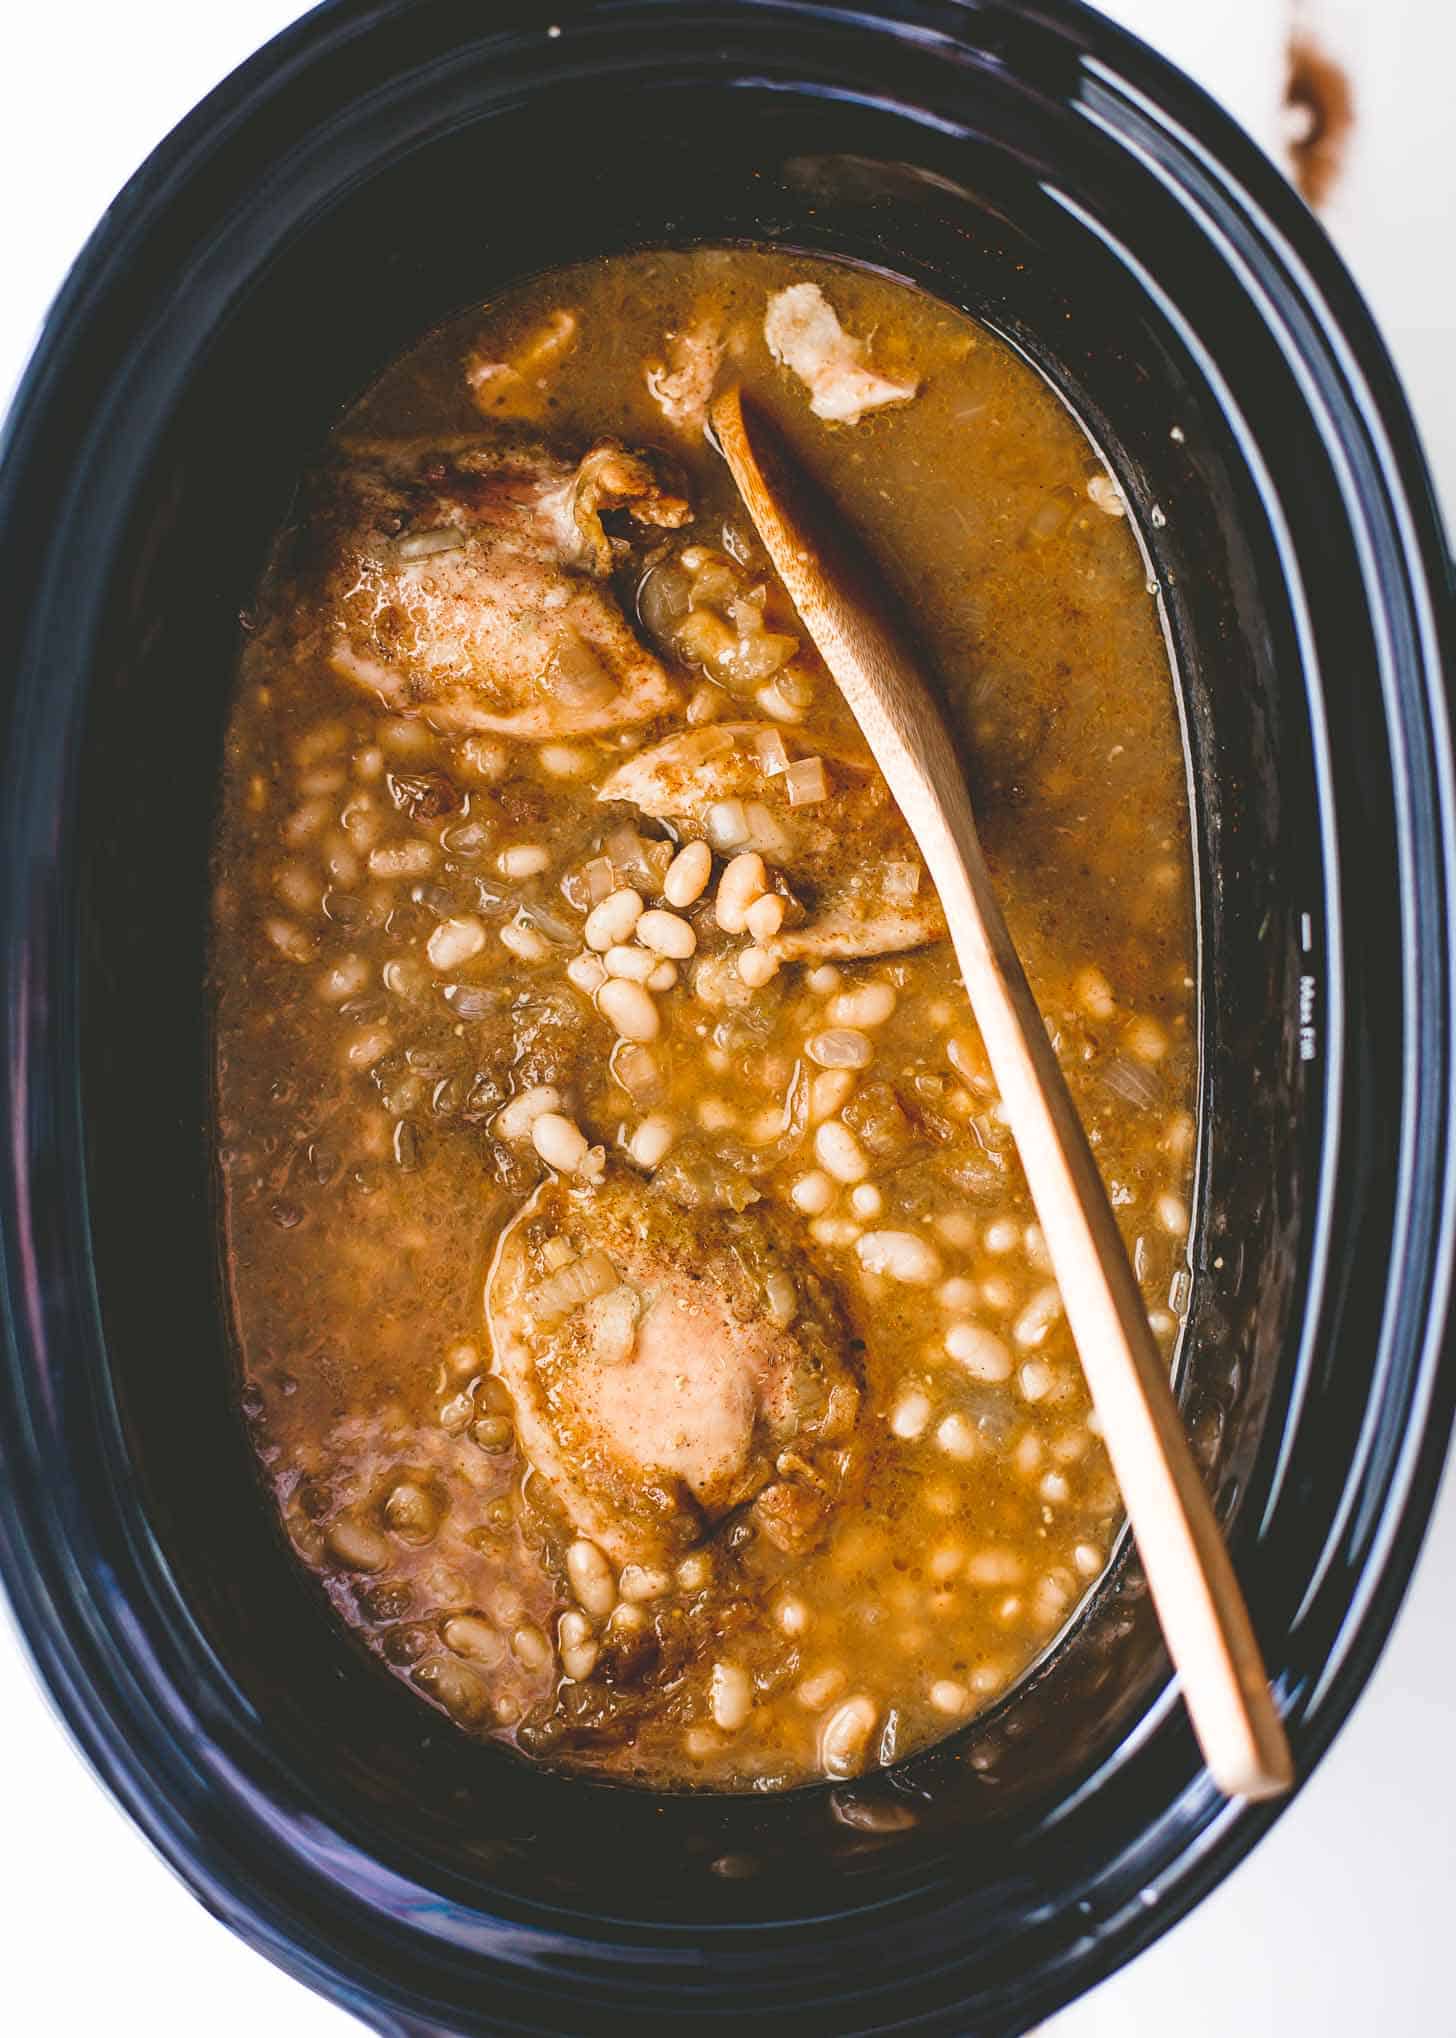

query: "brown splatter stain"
(1285, 35), (1355, 208)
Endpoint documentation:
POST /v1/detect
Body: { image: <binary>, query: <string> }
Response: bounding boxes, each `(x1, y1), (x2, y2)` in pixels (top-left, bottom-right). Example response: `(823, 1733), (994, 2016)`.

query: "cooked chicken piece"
(466, 309), (579, 420)
(765, 282), (920, 424)
(291, 436), (690, 741)
(644, 303), (726, 434)
(597, 723), (945, 960)
(486, 1169), (861, 1567)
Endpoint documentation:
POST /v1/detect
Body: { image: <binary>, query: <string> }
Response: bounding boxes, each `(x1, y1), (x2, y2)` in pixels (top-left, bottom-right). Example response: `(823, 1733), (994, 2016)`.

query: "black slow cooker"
(2, 2), (1454, 2031)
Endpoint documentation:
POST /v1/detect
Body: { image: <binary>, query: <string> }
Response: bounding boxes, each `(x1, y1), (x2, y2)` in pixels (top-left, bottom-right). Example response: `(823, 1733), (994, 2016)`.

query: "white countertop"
(2, 4), (1451, 2033)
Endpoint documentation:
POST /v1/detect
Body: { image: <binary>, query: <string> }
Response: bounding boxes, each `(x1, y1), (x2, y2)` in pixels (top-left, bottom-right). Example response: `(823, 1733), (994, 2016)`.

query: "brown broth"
(214, 248), (1196, 1790)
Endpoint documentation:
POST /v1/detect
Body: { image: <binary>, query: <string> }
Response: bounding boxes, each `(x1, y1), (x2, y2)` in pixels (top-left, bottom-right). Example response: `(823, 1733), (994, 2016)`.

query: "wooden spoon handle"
(712, 387), (1292, 1800)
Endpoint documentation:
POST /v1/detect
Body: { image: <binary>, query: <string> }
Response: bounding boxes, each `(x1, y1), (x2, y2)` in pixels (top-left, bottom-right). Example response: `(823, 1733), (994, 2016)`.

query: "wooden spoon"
(711, 385), (1292, 1802)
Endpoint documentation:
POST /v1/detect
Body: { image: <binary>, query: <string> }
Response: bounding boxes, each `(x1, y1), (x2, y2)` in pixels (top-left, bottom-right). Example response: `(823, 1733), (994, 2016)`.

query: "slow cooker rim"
(1, 1), (1454, 2032)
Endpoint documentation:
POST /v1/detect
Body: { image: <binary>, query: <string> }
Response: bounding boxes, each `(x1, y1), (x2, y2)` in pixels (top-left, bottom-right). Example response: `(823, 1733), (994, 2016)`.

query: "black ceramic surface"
(1, 2), (1453, 2033)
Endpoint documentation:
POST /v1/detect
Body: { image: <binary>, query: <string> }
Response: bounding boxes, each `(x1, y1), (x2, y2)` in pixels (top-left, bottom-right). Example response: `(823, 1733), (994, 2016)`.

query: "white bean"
(559, 1609), (600, 1681)
(512, 1623), (551, 1670)
(538, 744), (597, 779)
(343, 1025), (391, 1069)
(1156, 1192), (1190, 1237)
(790, 1170), (834, 1216)
(775, 1595), (809, 1637)
(856, 1230), (943, 1284)
(807, 1028), (872, 1070)
(828, 982), (896, 1028)
(531, 1111), (590, 1174)
(628, 1114), (676, 1168)
(567, 1539), (616, 1617)
(676, 1552), (712, 1592)
(619, 1564), (671, 1603)
(584, 887), (644, 951)
(378, 716), (435, 756)
(819, 1696), (878, 1778)
(715, 852), (767, 933)
(966, 1549), (1025, 1588)
(809, 1070), (856, 1122)
(284, 798), (331, 845)
(737, 946), (780, 988)
(815, 1120), (868, 1183)
(810, 1216), (861, 1248)
(604, 944), (658, 982)
(499, 917), (550, 963)
(930, 1679), (970, 1715)
(710, 1662), (753, 1733)
(368, 840), (437, 878)
(427, 915), (487, 971)
(264, 919), (315, 964)
(936, 1412), (980, 1460)
(889, 1390), (932, 1441)
(663, 840), (712, 907)
(566, 951), (608, 996)
(945, 1324), (1012, 1382)
(1014, 1284), (1063, 1348)
(1126, 1016), (1168, 1063)
(597, 977), (660, 1042)
(443, 1615), (504, 1664)
(798, 1667), (847, 1711)
(497, 844), (550, 879)
(460, 734), (510, 782)
(745, 892), (786, 942)
(275, 864), (321, 914)
(326, 1518), (390, 1572)
(636, 908), (696, 958)
(317, 955), (370, 1002)
(1076, 966), (1116, 1018)
(647, 959), (678, 992)
(1018, 1359), (1053, 1403)
(494, 1084), (562, 1144)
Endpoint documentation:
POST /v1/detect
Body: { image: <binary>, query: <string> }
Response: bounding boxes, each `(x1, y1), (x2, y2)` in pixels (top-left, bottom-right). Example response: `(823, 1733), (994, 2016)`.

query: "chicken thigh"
(273, 436), (691, 741)
(486, 1169), (861, 1567)
(598, 722), (946, 959)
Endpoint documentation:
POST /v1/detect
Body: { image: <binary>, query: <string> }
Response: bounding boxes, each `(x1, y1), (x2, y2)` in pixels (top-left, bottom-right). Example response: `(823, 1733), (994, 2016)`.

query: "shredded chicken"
(466, 309), (579, 420)
(644, 303), (726, 434)
(487, 1171), (861, 1565)
(764, 282), (920, 424)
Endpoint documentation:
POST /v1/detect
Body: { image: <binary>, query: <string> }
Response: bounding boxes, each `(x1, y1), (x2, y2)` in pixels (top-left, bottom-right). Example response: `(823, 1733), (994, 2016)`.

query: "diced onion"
(610, 1040), (665, 1102)
(707, 799), (752, 851)
(1098, 1053), (1164, 1110)
(581, 855), (616, 903)
(591, 1284), (642, 1364)
(741, 800), (796, 860)
(519, 901), (576, 945)
(784, 756), (829, 807)
(397, 526), (465, 561)
(526, 1248), (619, 1326)
(718, 631), (799, 688)
(884, 860), (922, 900)
(754, 728), (790, 777)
